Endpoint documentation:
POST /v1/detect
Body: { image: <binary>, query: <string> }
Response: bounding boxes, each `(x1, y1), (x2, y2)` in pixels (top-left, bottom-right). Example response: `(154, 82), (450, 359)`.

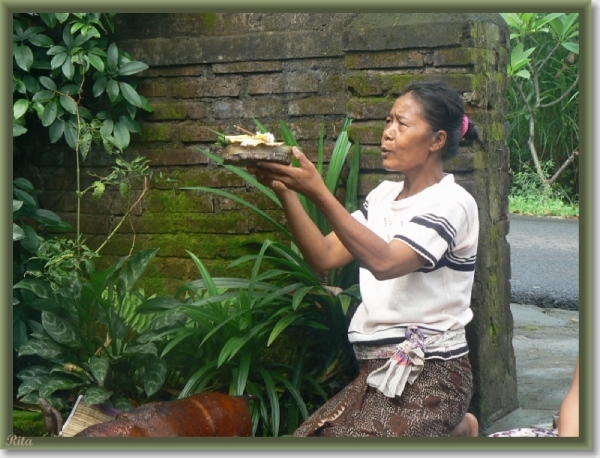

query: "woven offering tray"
(221, 144), (293, 166)
(217, 128), (292, 166)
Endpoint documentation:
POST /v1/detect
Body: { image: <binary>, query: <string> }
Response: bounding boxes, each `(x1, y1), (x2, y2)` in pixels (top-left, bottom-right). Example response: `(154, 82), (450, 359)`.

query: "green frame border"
(2, 2), (594, 453)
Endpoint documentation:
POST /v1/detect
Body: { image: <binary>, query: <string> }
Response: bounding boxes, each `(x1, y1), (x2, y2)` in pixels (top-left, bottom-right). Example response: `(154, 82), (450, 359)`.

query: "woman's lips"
(381, 147), (392, 157)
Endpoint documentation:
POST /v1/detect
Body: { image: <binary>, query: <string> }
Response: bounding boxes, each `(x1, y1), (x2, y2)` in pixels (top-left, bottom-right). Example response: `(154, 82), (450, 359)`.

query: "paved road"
(507, 214), (579, 310)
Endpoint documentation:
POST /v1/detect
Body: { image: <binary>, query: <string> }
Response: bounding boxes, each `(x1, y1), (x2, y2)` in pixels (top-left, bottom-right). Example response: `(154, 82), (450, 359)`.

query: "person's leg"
(450, 412), (479, 437)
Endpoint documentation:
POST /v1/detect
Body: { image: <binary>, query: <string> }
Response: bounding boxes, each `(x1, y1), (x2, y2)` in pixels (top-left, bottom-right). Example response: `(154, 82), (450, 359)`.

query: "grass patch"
(509, 167), (579, 219)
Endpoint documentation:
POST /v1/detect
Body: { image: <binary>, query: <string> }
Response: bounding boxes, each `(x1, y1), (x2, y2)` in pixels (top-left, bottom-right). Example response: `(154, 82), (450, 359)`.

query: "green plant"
(509, 162), (579, 218)
(501, 13), (579, 197)
(153, 119), (363, 436)
(139, 243), (359, 436)
(13, 249), (181, 412)
(13, 13), (153, 255)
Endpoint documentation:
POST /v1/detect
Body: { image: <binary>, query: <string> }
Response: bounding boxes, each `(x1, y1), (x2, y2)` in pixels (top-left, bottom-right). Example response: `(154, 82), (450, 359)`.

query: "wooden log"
(75, 393), (252, 437)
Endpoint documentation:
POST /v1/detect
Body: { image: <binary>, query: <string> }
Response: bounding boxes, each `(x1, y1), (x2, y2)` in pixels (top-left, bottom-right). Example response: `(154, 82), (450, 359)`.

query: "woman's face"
(381, 93), (442, 173)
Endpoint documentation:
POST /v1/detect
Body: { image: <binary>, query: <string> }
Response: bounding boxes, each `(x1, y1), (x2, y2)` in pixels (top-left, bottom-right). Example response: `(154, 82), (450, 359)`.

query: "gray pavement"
(481, 302), (579, 435)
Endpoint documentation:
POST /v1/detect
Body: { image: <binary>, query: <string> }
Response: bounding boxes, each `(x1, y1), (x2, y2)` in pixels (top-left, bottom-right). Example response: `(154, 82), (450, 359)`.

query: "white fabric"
(358, 328), (467, 398)
(348, 174), (479, 345)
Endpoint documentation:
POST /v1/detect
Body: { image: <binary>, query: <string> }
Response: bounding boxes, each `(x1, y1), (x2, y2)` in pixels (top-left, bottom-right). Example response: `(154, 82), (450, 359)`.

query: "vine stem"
(94, 175), (149, 255)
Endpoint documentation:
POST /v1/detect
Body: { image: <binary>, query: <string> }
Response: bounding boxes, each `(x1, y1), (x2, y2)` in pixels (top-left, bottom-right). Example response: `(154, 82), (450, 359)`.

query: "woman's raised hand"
(250, 147), (325, 198)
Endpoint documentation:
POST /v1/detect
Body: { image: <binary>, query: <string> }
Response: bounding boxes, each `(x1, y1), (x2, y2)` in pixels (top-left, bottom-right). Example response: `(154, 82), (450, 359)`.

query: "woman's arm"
(557, 357), (579, 437)
(253, 148), (426, 279)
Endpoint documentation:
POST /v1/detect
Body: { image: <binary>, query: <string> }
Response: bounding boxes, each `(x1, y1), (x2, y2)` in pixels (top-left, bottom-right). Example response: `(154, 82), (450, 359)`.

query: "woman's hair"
(398, 80), (479, 160)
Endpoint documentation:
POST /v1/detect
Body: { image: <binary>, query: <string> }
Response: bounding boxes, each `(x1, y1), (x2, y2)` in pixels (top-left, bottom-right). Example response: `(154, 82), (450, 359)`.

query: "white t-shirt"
(348, 174), (479, 345)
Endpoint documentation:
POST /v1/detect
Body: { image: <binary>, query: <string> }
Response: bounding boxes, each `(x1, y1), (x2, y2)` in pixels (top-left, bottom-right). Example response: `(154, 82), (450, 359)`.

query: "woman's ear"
(429, 130), (447, 154)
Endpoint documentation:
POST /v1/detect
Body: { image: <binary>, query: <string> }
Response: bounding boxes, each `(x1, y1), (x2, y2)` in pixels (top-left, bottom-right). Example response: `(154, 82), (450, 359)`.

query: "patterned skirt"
(293, 355), (473, 437)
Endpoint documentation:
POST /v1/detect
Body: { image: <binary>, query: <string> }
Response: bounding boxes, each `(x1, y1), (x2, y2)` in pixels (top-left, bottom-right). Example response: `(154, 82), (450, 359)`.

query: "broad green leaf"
(185, 250), (218, 296)
(61, 59), (75, 80)
(118, 81), (142, 107)
(143, 358), (167, 397)
(113, 121), (130, 148)
(116, 249), (159, 302)
(13, 199), (24, 212)
(106, 79), (119, 102)
(18, 338), (62, 359)
(46, 45), (67, 56)
(20, 224), (41, 253)
(100, 118), (114, 137)
(13, 125), (27, 137)
(234, 351), (252, 396)
(29, 33), (53, 47)
(50, 52), (67, 70)
(93, 76), (107, 97)
(123, 342), (158, 356)
(55, 13), (70, 23)
(60, 84), (81, 96)
(13, 187), (36, 208)
(13, 223), (25, 241)
(42, 311), (80, 346)
(64, 121), (78, 149)
(14, 177), (34, 192)
(14, 45), (34, 71)
(23, 75), (41, 93)
(17, 377), (47, 398)
(84, 387), (112, 406)
(88, 356), (110, 384)
(106, 42), (118, 71)
(561, 42), (579, 54)
(16, 366), (51, 381)
(39, 13), (58, 28)
(13, 278), (53, 299)
(13, 99), (29, 119)
(118, 61), (149, 76)
(30, 208), (62, 225)
(515, 69), (531, 79)
(49, 118), (65, 143)
(118, 115), (141, 133)
(88, 53), (105, 72)
(41, 99), (58, 127)
(270, 372), (309, 420)
(39, 377), (82, 398)
(32, 90), (55, 103)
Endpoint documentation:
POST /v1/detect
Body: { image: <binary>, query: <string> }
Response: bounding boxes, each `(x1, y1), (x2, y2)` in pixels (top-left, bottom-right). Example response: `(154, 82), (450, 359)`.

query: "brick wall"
(19, 13), (516, 427)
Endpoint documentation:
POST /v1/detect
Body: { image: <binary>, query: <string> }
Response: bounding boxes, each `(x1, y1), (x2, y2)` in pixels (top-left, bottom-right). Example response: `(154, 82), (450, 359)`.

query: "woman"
(251, 80), (480, 437)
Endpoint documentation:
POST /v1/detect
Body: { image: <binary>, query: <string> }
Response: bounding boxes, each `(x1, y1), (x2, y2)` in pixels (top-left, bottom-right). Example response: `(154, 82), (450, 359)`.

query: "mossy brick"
(126, 212), (250, 235)
(137, 79), (168, 98)
(171, 77), (242, 99)
(143, 148), (210, 166)
(53, 212), (109, 235)
(343, 15), (463, 51)
(322, 73), (345, 93)
(386, 73), (477, 95)
(236, 99), (284, 119)
(38, 189), (144, 216)
(444, 152), (475, 173)
(145, 188), (214, 213)
(288, 96), (347, 116)
(471, 21), (506, 49)
(138, 123), (173, 142)
(247, 210), (288, 233)
(213, 60), (283, 74)
(143, 65), (206, 77)
(348, 122), (384, 145)
(346, 72), (385, 97)
(345, 50), (424, 70)
(247, 75), (283, 94)
(358, 172), (389, 195)
(179, 124), (223, 142)
(217, 189), (282, 211)
(433, 48), (495, 68)
(346, 98), (392, 121)
(85, 232), (271, 258)
(146, 101), (189, 120)
(151, 168), (245, 190)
